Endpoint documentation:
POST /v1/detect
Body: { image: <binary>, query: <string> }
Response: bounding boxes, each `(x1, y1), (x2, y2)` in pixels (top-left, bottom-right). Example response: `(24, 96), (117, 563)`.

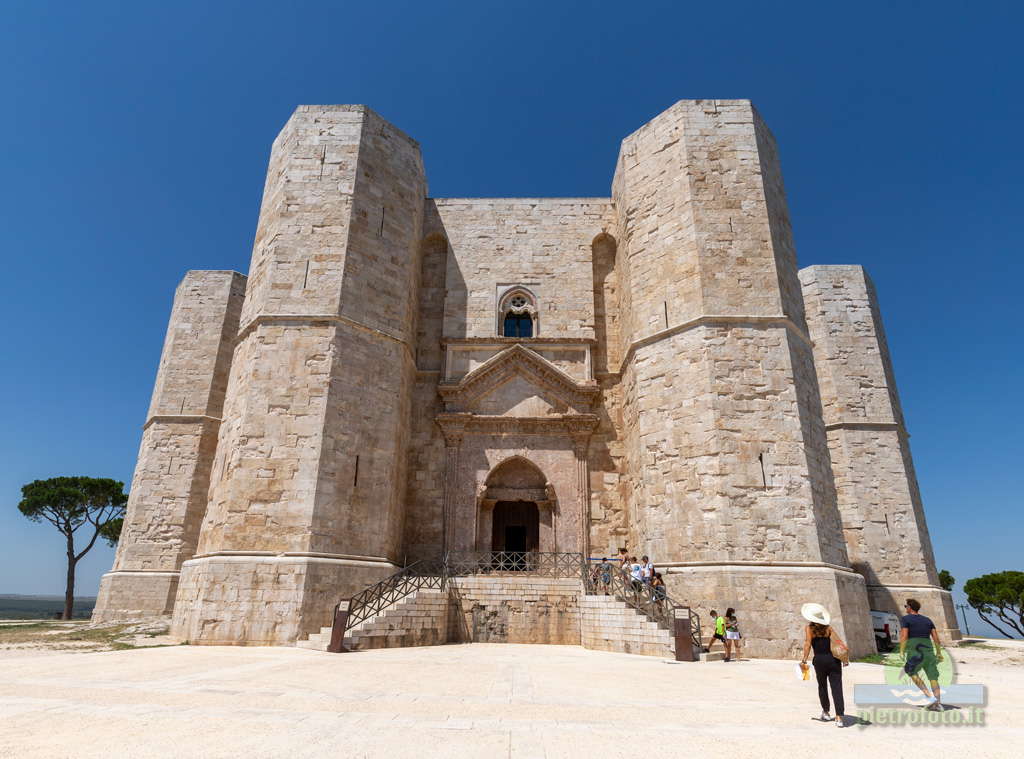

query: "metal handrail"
(340, 551), (702, 657)
(344, 556), (447, 632)
(446, 550), (584, 578)
(585, 561), (703, 652)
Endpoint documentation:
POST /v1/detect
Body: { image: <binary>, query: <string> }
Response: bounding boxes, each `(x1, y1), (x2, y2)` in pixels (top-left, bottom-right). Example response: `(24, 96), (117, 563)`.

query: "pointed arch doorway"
(477, 456), (556, 553)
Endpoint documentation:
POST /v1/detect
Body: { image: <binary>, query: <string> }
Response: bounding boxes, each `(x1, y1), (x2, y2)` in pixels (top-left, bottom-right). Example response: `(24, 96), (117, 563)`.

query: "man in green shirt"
(708, 610), (727, 656)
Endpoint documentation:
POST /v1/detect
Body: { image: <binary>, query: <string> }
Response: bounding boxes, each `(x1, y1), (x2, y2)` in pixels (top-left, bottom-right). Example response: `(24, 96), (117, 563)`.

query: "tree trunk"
(64, 536), (76, 620)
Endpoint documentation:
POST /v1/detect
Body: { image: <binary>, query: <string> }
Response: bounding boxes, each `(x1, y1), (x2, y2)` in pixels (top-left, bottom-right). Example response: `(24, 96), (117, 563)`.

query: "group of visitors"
(590, 550), (668, 610)
(590, 550), (947, 729)
(706, 608), (743, 661)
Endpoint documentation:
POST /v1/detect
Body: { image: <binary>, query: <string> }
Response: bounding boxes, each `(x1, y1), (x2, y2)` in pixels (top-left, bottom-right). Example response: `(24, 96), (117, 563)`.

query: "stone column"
(93, 270), (246, 621)
(567, 420), (595, 560)
(437, 415), (468, 555)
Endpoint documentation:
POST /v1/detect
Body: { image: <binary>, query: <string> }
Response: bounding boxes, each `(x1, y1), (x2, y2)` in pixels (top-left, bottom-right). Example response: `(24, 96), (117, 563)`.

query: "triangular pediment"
(438, 344), (597, 416)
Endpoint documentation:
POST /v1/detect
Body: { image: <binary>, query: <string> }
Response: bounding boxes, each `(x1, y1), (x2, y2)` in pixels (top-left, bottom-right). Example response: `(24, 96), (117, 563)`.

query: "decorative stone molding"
(438, 344), (598, 414)
(436, 413), (599, 437)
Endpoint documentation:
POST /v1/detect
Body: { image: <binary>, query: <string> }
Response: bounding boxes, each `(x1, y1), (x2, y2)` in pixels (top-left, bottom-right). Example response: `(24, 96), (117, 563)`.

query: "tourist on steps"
(651, 572), (667, 613)
(708, 610), (726, 655)
(598, 558), (612, 594)
(799, 603), (849, 728)
(641, 555), (655, 585)
(629, 557), (644, 593)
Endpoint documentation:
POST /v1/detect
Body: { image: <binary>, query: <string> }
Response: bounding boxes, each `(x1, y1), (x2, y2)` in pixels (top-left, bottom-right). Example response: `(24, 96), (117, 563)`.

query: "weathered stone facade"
(95, 100), (958, 655)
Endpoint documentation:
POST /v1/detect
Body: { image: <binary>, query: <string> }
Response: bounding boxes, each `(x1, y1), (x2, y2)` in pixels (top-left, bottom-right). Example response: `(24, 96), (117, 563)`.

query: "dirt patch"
(0, 618), (175, 654)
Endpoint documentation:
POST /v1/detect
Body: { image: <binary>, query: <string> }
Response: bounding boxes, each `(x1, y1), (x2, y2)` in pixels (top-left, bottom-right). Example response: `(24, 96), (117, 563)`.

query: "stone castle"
(94, 100), (958, 656)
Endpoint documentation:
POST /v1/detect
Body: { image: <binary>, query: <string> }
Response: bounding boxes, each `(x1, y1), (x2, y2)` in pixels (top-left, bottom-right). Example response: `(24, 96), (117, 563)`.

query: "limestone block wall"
(800, 265), (958, 637)
(450, 576), (582, 645)
(432, 199), (614, 339)
(94, 270), (245, 621)
(172, 106), (425, 645)
(666, 564), (874, 658)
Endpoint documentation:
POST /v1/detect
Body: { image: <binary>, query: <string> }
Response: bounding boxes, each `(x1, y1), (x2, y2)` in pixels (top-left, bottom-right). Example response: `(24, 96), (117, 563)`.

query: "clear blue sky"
(1, 1), (1020, 637)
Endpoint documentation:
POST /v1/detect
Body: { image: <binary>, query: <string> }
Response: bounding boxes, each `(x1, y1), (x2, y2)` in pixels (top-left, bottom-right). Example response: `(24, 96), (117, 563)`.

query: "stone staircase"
(296, 587), (451, 652)
(295, 575), (715, 660)
(579, 594), (675, 657)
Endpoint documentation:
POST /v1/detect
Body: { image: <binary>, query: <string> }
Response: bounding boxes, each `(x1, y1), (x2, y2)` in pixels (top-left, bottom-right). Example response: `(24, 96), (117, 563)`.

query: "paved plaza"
(2, 641), (1022, 758)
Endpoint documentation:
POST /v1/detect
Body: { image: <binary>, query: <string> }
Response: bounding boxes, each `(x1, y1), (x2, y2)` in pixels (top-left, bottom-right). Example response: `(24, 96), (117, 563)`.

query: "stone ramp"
(296, 576), (702, 659)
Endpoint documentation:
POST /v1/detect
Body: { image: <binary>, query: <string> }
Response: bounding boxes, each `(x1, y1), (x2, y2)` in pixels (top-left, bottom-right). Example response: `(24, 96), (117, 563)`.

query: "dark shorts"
(712, 633), (725, 641)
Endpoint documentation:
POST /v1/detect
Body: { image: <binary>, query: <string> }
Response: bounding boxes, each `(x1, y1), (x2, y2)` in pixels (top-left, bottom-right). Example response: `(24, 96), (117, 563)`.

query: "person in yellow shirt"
(708, 610), (727, 656)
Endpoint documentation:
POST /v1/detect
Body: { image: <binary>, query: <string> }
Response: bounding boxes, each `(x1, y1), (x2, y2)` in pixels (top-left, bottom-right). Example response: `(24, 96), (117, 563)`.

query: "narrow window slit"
(353, 455), (360, 487)
(663, 301), (669, 329)
(758, 452), (767, 489)
(303, 259), (310, 289)
(378, 207), (385, 237)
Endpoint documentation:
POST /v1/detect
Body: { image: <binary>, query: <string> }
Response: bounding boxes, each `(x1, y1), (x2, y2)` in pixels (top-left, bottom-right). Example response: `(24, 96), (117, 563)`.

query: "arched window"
(498, 288), (538, 337)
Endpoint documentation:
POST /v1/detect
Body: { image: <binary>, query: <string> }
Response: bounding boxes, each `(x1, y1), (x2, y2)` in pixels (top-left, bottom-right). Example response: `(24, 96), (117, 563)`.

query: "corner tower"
(800, 265), (959, 639)
(171, 106), (427, 645)
(94, 270), (246, 620)
(613, 100), (873, 656)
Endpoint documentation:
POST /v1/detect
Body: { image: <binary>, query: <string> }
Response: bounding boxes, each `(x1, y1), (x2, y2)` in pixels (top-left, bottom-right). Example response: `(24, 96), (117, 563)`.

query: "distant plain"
(0, 594), (96, 620)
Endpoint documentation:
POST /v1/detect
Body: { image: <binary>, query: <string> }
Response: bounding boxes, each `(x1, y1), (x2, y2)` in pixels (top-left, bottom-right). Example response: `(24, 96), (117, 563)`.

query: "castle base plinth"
(866, 584), (961, 642)
(664, 563), (876, 659)
(170, 555), (398, 645)
(92, 570), (179, 621)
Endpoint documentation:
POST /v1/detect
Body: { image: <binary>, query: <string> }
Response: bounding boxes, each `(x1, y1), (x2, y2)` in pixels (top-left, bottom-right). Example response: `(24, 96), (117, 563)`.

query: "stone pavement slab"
(1, 642), (1022, 758)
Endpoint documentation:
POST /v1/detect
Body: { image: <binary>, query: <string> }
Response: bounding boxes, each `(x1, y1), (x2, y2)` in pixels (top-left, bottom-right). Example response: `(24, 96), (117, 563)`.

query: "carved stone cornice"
(436, 412), (599, 437)
(436, 412), (471, 447)
(482, 487), (549, 502)
(565, 415), (598, 452)
(438, 343), (598, 413)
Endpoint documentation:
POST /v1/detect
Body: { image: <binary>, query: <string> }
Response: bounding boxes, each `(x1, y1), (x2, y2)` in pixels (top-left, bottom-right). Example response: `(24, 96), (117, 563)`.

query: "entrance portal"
(491, 501), (539, 553)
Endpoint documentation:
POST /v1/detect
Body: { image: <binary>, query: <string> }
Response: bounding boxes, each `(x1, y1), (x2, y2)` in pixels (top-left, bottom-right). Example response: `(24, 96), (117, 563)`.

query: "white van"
(870, 610), (901, 652)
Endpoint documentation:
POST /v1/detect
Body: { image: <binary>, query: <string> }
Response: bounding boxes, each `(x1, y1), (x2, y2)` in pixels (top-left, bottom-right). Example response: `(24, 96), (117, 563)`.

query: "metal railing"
(340, 551), (702, 657)
(446, 550), (585, 578)
(345, 556), (447, 632)
(584, 562), (703, 653)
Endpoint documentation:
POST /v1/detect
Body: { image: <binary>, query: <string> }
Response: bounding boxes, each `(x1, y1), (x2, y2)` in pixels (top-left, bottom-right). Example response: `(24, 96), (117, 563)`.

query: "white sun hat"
(801, 603), (831, 625)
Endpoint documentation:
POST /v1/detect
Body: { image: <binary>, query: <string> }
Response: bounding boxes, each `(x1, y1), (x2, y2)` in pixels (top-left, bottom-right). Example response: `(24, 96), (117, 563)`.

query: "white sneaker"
(836, 717), (844, 728)
(820, 711), (831, 721)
